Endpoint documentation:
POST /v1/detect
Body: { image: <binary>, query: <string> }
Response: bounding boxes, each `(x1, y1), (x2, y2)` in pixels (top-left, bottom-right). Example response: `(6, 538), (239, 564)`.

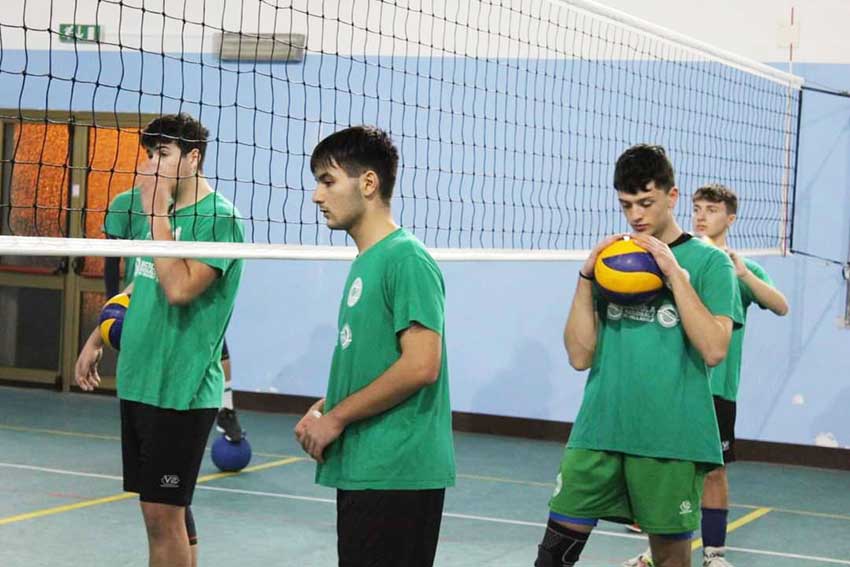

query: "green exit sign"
(58, 24), (102, 43)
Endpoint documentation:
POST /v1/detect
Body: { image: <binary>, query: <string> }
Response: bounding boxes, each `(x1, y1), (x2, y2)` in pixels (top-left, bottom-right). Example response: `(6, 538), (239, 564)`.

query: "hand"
(295, 406), (343, 464)
(136, 160), (174, 217)
(74, 335), (103, 392)
(629, 233), (682, 278)
(294, 398), (325, 441)
(725, 248), (750, 278)
(581, 234), (628, 278)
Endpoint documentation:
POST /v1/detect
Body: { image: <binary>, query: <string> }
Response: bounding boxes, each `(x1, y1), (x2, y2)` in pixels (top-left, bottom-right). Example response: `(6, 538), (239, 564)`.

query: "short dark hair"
(613, 144), (675, 194)
(310, 126), (399, 203)
(141, 113), (209, 170)
(693, 183), (738, 215)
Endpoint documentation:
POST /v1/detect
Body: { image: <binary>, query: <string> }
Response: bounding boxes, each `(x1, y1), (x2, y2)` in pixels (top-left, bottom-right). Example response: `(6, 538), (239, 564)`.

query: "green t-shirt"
(116, 192), (244, 410)
(316, 228), (456, 490)
(567, 234), (743, 465)
(710, 257), (773, 402)
(102, 187), (148, 286)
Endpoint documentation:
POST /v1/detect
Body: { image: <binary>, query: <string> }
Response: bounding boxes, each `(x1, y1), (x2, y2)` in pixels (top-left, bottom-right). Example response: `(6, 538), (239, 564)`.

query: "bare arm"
(329, 324), (440, 422)
(149, 215), (219, 305)
(564, 234), (624, 370)
(742, 272), (789, 316)
(139, 163), (219, 306)
(75, 281), (135, 391)
(729, 251), (789, 316)
(295, 323), (442, 462)
(633, 234), (732, 367)
(564, 276), (597, 371)
(666, 269), (733, 367)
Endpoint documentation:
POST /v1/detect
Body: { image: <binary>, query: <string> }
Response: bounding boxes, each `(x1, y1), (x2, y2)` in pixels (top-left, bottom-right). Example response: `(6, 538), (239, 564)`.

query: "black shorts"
(337, 488), (445, 567)
(120, 400), (217, 506)
(220, 338), (229, 361)
(713, 396), (737, 464)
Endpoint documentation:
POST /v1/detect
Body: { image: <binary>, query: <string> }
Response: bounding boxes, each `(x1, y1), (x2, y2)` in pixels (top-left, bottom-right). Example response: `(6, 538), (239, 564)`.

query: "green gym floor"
(1, 386), (849, 566)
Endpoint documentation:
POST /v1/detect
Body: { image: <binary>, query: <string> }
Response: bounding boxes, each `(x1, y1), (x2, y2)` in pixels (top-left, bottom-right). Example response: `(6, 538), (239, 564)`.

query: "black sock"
(701, 507), (728, 550)
(185, 505), (197, 546)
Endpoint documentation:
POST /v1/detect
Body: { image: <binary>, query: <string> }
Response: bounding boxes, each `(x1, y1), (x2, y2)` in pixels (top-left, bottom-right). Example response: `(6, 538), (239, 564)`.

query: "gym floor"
(2, 387), (849, 566)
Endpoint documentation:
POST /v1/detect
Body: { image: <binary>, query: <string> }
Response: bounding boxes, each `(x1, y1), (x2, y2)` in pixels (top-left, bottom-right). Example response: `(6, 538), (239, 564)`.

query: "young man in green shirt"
(76, 113), (244, 567)
(294, 126), (455, 567)
(691, 184), (788, 566)
(623, 185), (790, 567)
(536, 145), (742, 567)
(104, 189), (244, 442)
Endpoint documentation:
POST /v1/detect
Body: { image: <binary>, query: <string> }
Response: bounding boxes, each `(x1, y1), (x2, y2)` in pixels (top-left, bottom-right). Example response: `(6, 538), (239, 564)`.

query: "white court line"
(440, 512), (645, 541)
(199, 484), (335, 504)
(1, 462), (122, 481)
(726, 545), (850, 565)
(3, 461), (849, 565)
(724, 546), (850, 565)
(200, 484), (642, 542)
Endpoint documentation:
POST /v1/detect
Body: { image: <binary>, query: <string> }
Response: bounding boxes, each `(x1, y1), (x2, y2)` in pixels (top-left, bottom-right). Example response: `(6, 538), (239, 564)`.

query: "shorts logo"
(679, 500), (693, 515)
(347, 277), (363, 307)
(656, 303), (680, 328)
(340, 323), (352, 350)
(721, 440), (731, 452)
(553, 472), (563, 497)
(160, 475), (180, 488)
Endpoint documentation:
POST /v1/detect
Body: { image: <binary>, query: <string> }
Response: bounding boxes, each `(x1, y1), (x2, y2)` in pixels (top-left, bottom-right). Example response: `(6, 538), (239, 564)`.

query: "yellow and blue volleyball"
(99, 293), (131, 350)
(594, 238), (663, 305)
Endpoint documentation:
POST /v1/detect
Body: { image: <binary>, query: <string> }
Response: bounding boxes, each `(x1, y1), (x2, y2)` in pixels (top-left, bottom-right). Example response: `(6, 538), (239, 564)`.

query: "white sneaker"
(703, 547), (733, 567)
(622, 549), (653, 567)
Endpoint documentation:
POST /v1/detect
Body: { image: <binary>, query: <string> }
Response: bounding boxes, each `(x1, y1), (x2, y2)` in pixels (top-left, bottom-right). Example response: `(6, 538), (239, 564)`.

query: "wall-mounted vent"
(217, 32), (306, 62)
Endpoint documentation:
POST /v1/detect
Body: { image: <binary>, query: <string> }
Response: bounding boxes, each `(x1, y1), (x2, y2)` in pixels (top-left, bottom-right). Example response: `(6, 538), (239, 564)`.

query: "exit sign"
(58, 24), (102, 43)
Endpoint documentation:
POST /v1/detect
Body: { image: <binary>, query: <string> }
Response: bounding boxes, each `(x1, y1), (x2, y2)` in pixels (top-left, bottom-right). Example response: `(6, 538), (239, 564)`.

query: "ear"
(179, 148), (199, 175)
(726, 213), (737, 227)
(360, 170), (380, 200)
(189, 148), (201, 173)
(667, 186), (679, 209)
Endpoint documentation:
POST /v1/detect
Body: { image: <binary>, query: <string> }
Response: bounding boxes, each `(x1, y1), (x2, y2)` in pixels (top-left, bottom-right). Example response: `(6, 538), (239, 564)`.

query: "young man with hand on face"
(76, 113), (244, 567)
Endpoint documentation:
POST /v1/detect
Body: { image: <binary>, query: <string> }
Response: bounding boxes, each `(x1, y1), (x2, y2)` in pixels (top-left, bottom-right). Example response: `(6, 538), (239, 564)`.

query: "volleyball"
(98, 293), (131, 350)
(594, 238), (664, 305)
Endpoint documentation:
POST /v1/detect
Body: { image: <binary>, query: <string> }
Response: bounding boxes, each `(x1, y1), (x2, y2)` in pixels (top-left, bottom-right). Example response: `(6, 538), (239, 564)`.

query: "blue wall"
(230, 62), (850, 448)
(0, 50), (792, 250)
(2, 49), (847, 447)
(737, 63), (850, 447)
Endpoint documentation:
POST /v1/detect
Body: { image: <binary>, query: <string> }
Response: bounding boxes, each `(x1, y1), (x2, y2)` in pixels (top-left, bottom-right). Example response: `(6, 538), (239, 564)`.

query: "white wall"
(591, 0), (850, 64)
(5, 0), (849, 67)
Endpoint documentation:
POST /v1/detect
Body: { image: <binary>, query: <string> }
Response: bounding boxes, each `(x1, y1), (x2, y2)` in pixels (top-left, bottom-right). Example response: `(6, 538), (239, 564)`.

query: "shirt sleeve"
(389, 254), (446, 335)
(700, 249), (744, 327)
(192, 213), (245, 274)
(103, 193), (132, 238)
(745, 259), (775, 310)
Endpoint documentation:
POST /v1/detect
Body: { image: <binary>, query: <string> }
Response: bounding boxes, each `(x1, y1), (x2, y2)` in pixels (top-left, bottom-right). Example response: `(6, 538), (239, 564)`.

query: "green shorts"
(548, 448), (708, 534)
